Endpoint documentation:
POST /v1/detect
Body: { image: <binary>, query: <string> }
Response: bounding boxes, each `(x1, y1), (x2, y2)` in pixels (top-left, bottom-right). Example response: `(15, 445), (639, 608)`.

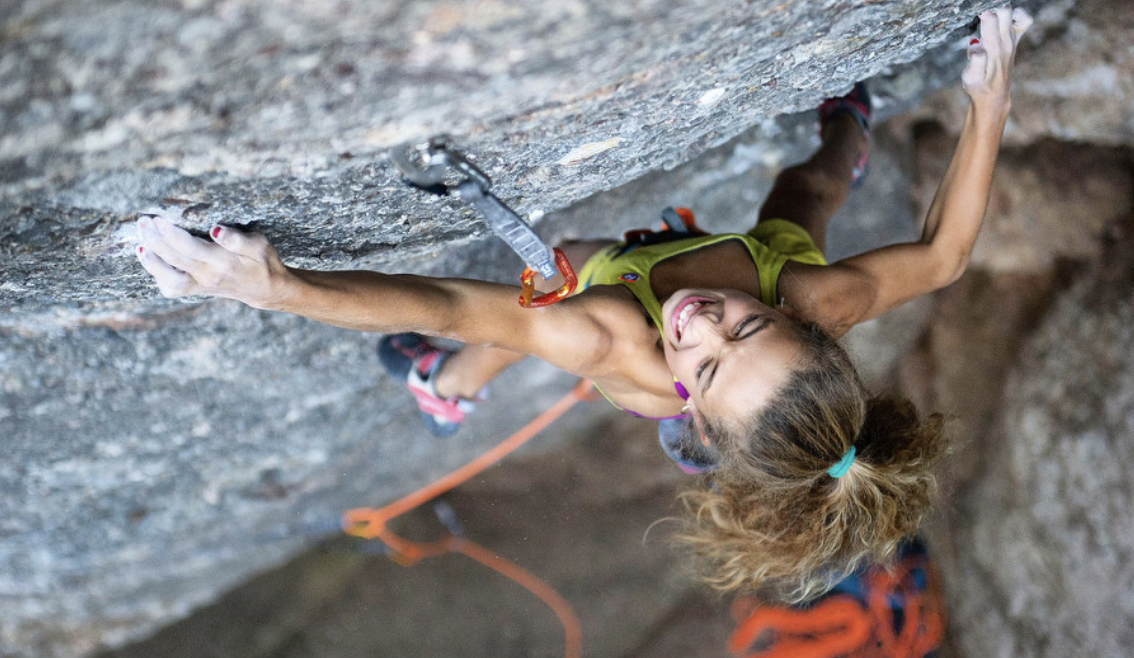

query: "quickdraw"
(520, 247), (576, 308)
(390, 137), (577, 308)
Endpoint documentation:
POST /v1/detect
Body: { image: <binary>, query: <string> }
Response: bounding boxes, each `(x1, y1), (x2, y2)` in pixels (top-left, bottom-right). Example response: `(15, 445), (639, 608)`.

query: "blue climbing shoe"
(378, 333), (480, 437)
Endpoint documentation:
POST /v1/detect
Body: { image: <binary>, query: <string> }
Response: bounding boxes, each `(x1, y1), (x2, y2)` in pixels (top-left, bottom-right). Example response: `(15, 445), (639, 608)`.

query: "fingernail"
(970, 38), (980, 45)
(211, 226), (223, 240)
(137, 245), (145, 256)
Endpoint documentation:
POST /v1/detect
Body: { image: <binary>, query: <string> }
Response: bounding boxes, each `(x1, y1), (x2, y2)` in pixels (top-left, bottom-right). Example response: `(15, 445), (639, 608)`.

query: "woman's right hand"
(136, 212), (291, 309)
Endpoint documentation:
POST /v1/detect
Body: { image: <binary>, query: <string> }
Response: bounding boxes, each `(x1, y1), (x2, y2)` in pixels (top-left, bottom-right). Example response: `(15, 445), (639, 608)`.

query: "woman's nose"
(686, 316), (726, 343)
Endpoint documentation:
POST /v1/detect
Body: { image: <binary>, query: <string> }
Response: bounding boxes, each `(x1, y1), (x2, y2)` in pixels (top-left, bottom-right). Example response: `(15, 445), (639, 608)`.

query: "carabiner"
(519, 248), (577, 308)
(392, 137), (576, 307)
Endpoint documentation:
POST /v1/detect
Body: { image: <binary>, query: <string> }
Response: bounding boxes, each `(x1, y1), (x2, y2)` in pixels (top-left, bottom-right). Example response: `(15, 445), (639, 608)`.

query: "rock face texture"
(914, 0), (1134, 147)
(3, 0), (1134, 656)
(928, 216), (1134, 658)
(901, 137), (1134, 658)
(3, 0), (986, 311)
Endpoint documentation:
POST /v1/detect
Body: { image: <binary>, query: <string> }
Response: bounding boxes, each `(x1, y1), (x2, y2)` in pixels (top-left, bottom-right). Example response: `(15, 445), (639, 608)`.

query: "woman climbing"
(136, 7), (1031, 602)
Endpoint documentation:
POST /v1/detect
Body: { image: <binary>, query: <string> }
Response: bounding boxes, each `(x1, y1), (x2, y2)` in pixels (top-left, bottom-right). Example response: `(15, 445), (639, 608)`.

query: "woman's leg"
(756, 113), (869, 253)
(433, 238), (617, 399)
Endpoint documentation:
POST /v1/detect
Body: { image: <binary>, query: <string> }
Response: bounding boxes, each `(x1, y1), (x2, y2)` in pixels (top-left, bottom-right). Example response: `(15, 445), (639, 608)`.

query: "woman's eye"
(696, 360), (709, 380)
(735, 314), (759, 337)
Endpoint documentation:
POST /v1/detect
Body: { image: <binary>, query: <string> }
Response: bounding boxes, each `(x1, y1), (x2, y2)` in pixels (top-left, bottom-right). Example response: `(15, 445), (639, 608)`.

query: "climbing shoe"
(378, 333), (480, 437)
(818, 81), (872, 187)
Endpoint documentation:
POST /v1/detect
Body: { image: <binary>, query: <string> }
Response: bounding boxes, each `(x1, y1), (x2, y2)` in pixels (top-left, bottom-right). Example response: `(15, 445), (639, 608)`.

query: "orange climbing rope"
(343, 378), (594, 658)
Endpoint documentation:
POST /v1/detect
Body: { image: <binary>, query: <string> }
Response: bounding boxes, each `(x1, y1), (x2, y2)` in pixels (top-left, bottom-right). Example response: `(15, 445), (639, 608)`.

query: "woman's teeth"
(678, 301), (704, 336)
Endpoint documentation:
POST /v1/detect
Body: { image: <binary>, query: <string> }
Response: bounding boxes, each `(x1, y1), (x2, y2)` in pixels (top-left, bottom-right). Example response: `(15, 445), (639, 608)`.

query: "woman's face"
(661, 288), (805, 426)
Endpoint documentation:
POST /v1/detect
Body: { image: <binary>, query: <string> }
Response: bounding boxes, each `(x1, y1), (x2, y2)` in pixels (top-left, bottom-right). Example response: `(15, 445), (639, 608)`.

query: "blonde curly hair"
(676, 322), (947, 603)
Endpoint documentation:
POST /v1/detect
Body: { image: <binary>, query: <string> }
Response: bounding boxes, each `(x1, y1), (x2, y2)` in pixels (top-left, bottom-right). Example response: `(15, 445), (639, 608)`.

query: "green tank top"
(576, 232), (790, 330)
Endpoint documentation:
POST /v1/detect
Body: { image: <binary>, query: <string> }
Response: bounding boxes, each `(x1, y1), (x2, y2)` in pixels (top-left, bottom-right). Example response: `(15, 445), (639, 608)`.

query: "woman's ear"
(777, 301), (801, 322)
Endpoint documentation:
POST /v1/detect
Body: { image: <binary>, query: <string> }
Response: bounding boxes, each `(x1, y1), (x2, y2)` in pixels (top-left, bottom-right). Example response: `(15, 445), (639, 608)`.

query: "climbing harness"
(390, 137), (577, 308)
(343, 379), (595, 658)
(621, 206), (707, 246)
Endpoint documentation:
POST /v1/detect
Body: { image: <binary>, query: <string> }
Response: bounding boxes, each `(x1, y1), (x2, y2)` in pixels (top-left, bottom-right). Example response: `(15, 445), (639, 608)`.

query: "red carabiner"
(519, 248), (577, 308)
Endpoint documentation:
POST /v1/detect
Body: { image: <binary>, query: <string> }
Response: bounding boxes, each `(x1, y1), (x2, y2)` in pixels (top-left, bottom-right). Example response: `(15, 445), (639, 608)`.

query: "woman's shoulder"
(779, 261), (876, 338)
(538, 285), (656, 371)
(568, 285), (662, 358)
(565, 286), (678, 402)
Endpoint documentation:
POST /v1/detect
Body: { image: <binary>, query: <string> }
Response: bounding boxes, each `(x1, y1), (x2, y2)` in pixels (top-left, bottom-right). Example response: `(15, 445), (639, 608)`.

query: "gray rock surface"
(5, 0), (1134, 656)
(939, 217), (1134, 658)
(1, 0), (991, 311)
(910, 0), (1134, 147)
(93, 403), (700, 658)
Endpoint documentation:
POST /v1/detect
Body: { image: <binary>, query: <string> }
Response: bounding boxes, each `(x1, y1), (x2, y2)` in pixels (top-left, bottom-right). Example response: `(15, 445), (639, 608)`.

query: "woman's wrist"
(249, 265), (304, 311)
(965, 98), (1010, 137)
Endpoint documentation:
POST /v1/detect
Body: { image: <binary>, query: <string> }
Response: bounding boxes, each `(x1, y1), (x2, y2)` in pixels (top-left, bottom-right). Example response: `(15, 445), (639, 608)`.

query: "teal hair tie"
(827, 446), (856, 478)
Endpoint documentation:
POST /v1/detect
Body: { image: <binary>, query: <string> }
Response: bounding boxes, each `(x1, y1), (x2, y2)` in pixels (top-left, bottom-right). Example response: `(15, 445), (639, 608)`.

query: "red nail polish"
(970, 38), (980, 45)
(137, 245), (145, 255)
(211, 226), (222, 239)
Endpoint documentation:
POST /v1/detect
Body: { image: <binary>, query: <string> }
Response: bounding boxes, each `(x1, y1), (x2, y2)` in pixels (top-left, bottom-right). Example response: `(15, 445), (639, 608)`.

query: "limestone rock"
(1012, 0), (1134, 145)
(907, 0), (1134, 147)
(2, 0), (991, 312)
(940, 217), (1134, 658)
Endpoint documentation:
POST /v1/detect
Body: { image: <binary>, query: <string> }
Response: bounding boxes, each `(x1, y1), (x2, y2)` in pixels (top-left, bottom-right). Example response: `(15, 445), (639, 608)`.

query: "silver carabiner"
(390, 138), (558, 282)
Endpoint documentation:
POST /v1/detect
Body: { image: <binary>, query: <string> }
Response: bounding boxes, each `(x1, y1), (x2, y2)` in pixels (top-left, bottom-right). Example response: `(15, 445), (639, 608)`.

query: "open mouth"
(672, 296), (714, 341)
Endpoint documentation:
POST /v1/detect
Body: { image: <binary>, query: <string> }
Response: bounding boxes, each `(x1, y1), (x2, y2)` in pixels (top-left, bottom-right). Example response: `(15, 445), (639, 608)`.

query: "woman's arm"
(136, 215), (618, 376)
(798, 7), (1032, 335)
